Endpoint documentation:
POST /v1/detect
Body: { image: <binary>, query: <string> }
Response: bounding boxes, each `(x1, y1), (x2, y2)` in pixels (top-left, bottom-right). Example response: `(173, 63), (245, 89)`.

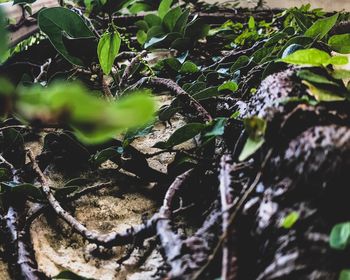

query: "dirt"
(0, 94), (194, 280)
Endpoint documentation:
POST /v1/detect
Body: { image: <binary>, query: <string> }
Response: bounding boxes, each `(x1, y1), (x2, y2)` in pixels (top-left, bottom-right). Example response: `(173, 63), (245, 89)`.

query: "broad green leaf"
(154, 123), (207, 149)
(129, 3), (151, 14)
(230, 55), (250, 73)
(297, 70), (339, 86)
(97, 31), (121, 75)
(173, 9), (190, 33)
(304, 13), (338, 40)
(158, 0), (172, 19)
(280, 212), (299, 229)
(329, 34), (350, 54)
(218, 81), (238, 92)
(239, 137), (264, 162)
(180, 61), (199, 74)
(38, 7), (94, 66)
(17, 83), (156, 144)
(279, 48), (330, 66)
(1, 182), (43, 199)
(144, 14), (162, 27)
(163, 7), (182, 32)
(303, 81), (345, 102)
(330, 222), (350, 250)
(0, 8), (8, 63)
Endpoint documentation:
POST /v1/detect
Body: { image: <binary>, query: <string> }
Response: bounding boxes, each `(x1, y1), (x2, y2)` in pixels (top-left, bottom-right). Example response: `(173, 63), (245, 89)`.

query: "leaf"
(328, 56), (348, 66)
(248, 16), (255, 30)
(192, 86), (219, 100)
(136, 30), (147, 45)
(1, 182), (43, 199)
(92, 147), (122, 166)
(218, 81), (238, 92)
(97, 31), (121, 75)
(204, 118), (227, 137)
(154, 123), (207, 149)
(330, 222), (350, 250)
(163, 7), (182, 32)
(280, 212), (299, 229)
(239, 137), (264, 162)
(279, 48), (330, 66)
(297, 70), (339, 86)
(180, 61), (199, 74)
(331, 69), (350, 80)
(230, 55), (250, 73)
(302, 81), (345, 102)
(17, 83), (156, 144)
(329, 34), (350, 54)
(144, 14), (162, 27)
(38, 7), (94, 66)
(158, 0), (173, 19)
(304, 13), (338, 40)
(173, 9), (190, 33)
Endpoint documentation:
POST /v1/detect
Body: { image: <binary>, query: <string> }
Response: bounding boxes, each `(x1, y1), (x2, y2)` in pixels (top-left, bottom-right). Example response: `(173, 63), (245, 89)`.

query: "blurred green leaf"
(330, 222), (350, 250)
(17, 83), (156, 144)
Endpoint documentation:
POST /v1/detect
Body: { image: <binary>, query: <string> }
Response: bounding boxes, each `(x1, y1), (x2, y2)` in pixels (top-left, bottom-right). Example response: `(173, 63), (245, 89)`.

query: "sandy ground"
(0, 94), (195, 280)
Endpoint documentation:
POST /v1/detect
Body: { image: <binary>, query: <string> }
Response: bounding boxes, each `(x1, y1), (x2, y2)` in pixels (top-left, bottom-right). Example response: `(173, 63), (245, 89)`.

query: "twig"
(219, 155), (237, 280)
(27, 150), (159, 247)
(156, 169), (194, 278)
(131, 77), (213, 123)
(34, 59), (51, 83)
(192, 149), (273, 280)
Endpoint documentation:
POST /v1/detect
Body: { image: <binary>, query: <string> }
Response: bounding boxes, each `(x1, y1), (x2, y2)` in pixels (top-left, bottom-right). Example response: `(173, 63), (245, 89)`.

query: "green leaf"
(97, 31), (121, 75)
(1, 182), (43, 199)
(154, 123), (207, 149)
(163, 7), (182, 32)
(297, 70), (339, 86)
(329, 34), (350, 54)
(158, 0), (173, 19)
(280, 211), (299, 229)
(17, 83), (156, 144)
(144, 14), (162, 27)
(239, 137), (264, 162)
(303, 81), (345, 102)
(279, 48), (330, 66)
(136, 30), (147, 45)
(330, 222), (350, 250)
(248, 16), (255, 30)
(173, 9), (190, 33)
(304, 13), (338, 40)
(218, 81), (238, 92)
(91, 147), (122, 166)
(328, 56), (348, 66)
(129, 3), (151, 14)
(331, 69), (350, 80)
(192, 86), (219, 100)
(180, 61), (199, 74)
(38, 7), (94, 66)
(204, 118), (227, 137)
(230, 55), (250, 73)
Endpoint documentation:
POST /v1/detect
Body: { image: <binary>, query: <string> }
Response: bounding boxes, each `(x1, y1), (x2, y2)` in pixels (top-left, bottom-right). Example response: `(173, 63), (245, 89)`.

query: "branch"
(119, 50), (147, 87)
(27, 150), (159, 247)
(132, 77), (213, 123)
